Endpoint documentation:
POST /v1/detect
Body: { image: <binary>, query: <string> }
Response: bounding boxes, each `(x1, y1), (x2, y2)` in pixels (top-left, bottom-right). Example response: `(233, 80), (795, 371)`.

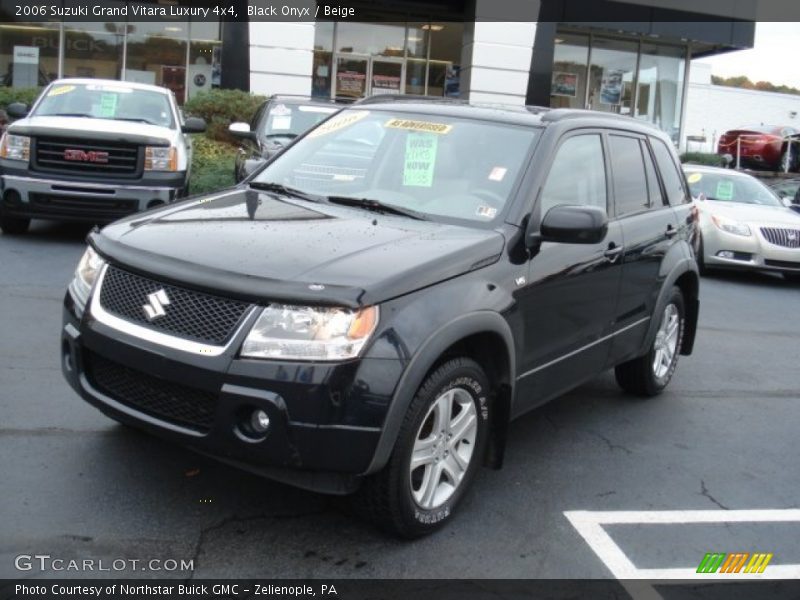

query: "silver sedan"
(683, 165), (800, 282)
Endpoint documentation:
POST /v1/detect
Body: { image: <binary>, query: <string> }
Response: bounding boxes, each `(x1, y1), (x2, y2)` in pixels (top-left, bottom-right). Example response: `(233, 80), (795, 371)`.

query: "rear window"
(650, 138), (688, 206)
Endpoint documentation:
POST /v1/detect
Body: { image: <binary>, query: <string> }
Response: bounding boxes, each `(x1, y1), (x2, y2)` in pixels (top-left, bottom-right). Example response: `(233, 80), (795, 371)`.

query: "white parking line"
(565, 509), (800, 600)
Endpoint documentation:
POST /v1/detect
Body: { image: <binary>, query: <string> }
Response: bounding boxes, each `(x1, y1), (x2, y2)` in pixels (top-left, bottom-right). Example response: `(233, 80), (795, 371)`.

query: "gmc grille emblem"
(143, 289), (170, 321)
(63, 149), (110, 163)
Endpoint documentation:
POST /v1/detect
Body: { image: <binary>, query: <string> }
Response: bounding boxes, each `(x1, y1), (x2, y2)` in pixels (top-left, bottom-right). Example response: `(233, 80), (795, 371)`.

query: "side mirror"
(781, 197), (793, 208)
(7, 102), (29, 119)
(182, 117), (206, 134)
(242, 158), (267, 179)
(229, 122), (255, 140)
(538, 205), (608, 245)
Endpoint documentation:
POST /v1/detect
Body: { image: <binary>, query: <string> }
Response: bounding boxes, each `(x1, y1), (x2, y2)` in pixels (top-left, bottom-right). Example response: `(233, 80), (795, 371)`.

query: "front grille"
(29, 193), (138, 220)
(760, 227), (800, 248)
(765, 259), (800, 270)
(33, 137), (141, 177)
(86, 352), (216, 433)
(99, 266), (250, 345)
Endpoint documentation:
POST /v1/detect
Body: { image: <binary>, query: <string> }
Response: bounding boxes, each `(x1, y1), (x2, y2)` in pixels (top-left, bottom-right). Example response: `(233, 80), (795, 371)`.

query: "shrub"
(183, 89), (265, 144)
(0, 87), (43, 111)
(189, 136), (238, 195)
(680, 152), (726, 167)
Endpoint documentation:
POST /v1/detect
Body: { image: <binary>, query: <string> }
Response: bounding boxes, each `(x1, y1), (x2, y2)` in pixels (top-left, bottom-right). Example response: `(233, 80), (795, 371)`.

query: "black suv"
(61, 99), (699, 537)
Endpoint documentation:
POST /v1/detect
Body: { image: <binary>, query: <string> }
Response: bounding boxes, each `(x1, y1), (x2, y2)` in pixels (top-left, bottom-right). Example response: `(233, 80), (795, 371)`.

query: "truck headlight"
(68, 246), (105, 310)
(241, 304), (379, 361)
(0, 133), (30, 161)
(711, 214), (751, 237)
(144, 146), (177, 171)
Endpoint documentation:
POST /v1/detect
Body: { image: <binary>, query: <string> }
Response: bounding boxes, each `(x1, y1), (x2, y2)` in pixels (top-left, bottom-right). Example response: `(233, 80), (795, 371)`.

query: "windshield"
(261, 103), (339, 138)
(685, 170), (782, 207)
(252, 108), (539, 224)
(33, 82), (174, 128)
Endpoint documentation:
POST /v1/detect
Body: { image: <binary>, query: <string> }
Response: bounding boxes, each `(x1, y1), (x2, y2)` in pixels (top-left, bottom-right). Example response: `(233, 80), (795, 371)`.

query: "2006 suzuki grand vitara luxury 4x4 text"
(61, 99), (699, 537)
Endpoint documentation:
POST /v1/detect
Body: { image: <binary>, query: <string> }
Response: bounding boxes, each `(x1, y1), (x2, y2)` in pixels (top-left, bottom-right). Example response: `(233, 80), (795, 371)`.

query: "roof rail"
(354, 94), (467, 106)
(540, 108), (642, 124)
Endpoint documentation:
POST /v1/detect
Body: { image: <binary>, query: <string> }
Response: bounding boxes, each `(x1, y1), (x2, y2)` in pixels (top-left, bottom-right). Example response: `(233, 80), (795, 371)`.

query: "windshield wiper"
(248, 181), (325, 203)
(47, 113), (94, 118)
(112, 117), (157, 125)
(326, 196), (428, 221)
(266, 133), (298, 139)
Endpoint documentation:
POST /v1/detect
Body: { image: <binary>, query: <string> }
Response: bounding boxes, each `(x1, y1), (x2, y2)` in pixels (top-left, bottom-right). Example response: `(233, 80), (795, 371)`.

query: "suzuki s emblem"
(143, 289), (170, 321)
(63, 149), (110, 163)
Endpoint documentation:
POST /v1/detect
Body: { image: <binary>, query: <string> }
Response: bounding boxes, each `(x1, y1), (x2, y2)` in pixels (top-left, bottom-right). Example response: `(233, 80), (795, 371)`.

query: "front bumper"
(1, 171), (184, 222)
(702, 223), (800, 274)
(60, 291), (403, 494)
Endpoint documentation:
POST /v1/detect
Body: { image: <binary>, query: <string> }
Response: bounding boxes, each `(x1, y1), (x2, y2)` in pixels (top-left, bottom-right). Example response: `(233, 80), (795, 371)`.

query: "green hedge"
(0, 87), (42, 111)
(183, 89), (266, 145)
(188, 136), (238, 195)
(680, 152), (726, 167)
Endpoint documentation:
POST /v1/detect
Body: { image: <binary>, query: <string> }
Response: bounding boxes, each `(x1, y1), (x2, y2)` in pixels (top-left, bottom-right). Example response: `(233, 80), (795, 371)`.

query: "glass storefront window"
(551, 33), (589, 109)
(427, 22), (462, 97)
(637, 43), (686, 143)
(62, 23), (124, 81)
(587, 37), (638, 115)
(405, 57), (426, 95)
(188, 20), (221, 101)
(0, 23), (59, 87)
(312, 21), (333, 99)
(336, 22), (405, 57)
(125, 19), (187, 101)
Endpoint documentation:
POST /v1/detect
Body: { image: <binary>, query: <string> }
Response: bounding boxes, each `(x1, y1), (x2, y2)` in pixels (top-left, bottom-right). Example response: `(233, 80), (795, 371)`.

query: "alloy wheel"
(652, 303), (680, 379)
(409, 387), (478, 509)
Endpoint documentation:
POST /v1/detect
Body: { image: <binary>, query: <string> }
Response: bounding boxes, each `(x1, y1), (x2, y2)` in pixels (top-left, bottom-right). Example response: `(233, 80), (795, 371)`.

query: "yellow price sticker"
(48, 85), (75, 97)
(385, 118), (452, 134)
(307, 110), (370, 138)
(686, 172), (703, 184)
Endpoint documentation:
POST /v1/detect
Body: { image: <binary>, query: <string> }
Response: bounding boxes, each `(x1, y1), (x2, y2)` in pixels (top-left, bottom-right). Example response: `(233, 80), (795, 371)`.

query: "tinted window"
(642, 141), (664, 207)
(540, 134), (607, 216)
(609, 135), (648, 216)
(651, 138), (687, 206)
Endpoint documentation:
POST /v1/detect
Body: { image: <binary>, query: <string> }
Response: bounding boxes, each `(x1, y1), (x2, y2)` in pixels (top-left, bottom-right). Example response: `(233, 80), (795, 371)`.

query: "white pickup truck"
(0, 78), (205, 234)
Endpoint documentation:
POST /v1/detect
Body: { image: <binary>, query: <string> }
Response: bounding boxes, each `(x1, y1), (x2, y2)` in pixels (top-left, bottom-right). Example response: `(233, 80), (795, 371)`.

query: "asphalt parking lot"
(1, 220), (799, 584)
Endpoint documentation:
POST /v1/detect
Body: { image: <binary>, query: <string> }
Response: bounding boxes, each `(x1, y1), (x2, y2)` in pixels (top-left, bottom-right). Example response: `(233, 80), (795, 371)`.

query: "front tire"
(784, 272), (800, 284)
(0, 212), (30, 234)
(358, 357), (490, 538)
(615, 287), (685, 396)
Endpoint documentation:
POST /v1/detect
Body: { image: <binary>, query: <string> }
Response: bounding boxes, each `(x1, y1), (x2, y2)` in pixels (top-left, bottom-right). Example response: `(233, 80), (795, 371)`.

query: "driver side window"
(539, 134), (607, 216)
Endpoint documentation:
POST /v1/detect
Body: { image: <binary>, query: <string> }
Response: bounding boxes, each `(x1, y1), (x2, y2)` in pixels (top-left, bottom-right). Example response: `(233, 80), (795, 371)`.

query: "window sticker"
(269, 103), (292, 117)
(307, 110), (370, 138)
(476, 205), (498, 219)
(686, 172), (702, 184)
(298, 105), (337, 114)
(385, 118), (452, 135)
(48, 85), (75, 97)
(403, 132), (438, 187)
(98, 93), (118, 118)
(272, 116), (291, 130)
(488, 167), (507, 182)
(86, 84), (132, 94)
(715, 179), (734, 200)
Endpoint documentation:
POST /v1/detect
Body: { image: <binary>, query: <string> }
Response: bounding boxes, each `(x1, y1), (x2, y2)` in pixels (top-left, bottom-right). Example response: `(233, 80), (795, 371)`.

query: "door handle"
(604, 244), (623, 262)
(665, 225), (678, 238)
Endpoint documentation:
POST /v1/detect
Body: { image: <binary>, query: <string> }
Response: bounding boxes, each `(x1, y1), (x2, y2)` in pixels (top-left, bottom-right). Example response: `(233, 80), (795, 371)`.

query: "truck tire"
(358, 357), (490, 538)
(615, 286), (685, 396)
(0, 213), (30, 234)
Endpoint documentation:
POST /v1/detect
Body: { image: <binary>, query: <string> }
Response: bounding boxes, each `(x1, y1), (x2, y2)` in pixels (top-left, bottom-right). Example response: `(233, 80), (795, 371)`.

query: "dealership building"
(0, 0), (758, 147)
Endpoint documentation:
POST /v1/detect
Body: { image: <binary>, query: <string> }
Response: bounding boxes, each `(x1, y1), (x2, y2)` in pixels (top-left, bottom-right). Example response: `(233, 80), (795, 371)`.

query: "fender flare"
(362, 311), (516, 475)
(638, 257), (699, 357)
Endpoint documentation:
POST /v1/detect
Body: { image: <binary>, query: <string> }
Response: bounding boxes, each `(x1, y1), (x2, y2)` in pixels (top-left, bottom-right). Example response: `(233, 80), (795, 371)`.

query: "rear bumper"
(1, 172), (184, 222)
(60, 291), (402, 494)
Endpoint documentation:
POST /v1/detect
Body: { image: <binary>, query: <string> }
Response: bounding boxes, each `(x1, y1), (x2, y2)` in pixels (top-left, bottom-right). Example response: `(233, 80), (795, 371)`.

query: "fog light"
(717, 250), (735, 259)
(251, 409), (270, 433)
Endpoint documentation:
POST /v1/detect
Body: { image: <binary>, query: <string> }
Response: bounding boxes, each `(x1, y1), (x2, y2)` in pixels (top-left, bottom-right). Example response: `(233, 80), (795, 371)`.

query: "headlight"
(711, 214), (751, 237)
(68, 246), (105, 310)
(0, 133), (30, 161)
(144, 146), (177, 171)
(241, 304), (379, 361)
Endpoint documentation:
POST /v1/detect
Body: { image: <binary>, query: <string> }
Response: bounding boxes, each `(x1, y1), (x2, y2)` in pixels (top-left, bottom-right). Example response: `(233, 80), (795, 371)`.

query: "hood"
(93, 188), (506, 307)
(699, 200), (800, 228)
(8, 116), (175, 146)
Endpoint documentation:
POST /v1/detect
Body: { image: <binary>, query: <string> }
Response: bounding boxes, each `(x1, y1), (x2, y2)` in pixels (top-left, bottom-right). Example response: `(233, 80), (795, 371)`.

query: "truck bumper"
(1, 174), (182, 223)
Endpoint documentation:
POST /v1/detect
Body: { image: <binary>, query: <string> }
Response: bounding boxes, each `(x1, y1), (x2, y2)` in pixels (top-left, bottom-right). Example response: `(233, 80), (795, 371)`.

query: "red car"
(718, 125), (800, 172)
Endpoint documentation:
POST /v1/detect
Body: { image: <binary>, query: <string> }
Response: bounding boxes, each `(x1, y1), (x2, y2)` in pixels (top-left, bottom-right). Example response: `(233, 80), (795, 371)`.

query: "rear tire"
(358, 357), (490, 538)
(0, 212), (30, 234)
(615, 287), (685, 396)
